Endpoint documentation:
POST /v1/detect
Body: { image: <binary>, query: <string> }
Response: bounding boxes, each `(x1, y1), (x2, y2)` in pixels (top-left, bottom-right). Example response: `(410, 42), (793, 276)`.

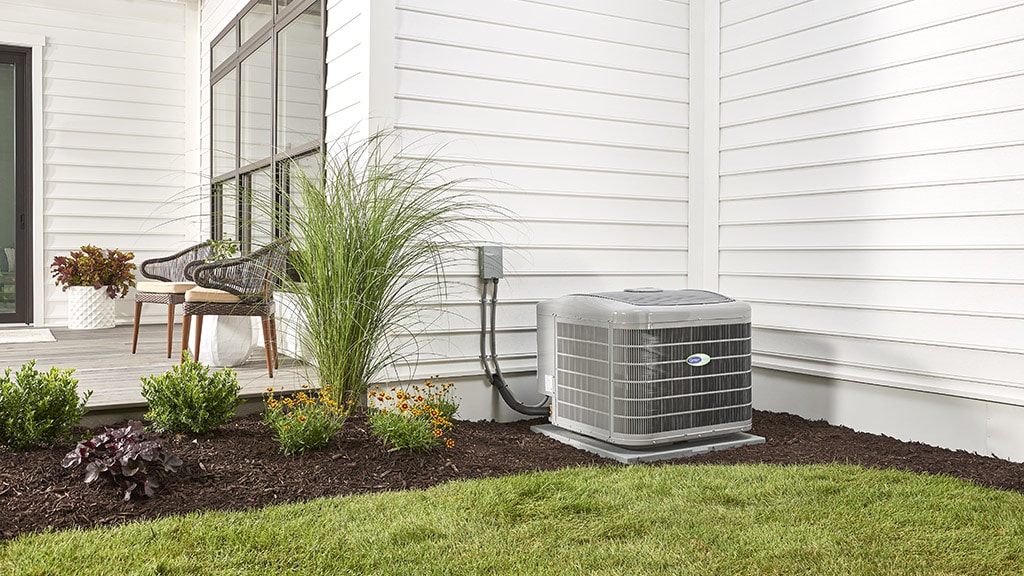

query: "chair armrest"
(190, 256), (262, 297)
(140, 241), (216, 283)
(190, 238), (291, 301)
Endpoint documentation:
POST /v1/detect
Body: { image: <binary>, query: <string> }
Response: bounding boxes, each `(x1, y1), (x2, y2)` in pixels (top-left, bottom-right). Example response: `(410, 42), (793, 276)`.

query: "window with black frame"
(209, 0), (323, 252)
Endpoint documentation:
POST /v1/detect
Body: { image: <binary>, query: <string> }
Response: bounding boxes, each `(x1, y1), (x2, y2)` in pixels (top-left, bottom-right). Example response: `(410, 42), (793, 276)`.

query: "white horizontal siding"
(721, 249), (1022, 283)
(719, 0), (1024, 405)
(0, 0), (197, 326)
(720, 0), (809, 28)
(721, 1), (1022, 90)
(392, 0), (690, 378)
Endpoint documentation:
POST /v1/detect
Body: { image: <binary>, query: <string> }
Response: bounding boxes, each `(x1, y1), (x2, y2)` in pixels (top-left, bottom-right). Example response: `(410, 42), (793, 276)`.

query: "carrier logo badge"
(686, 353), (711, 367)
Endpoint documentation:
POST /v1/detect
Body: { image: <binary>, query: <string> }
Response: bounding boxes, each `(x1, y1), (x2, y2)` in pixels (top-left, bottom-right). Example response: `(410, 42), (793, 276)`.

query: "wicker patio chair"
(180, 237), (290, 377)
(132, 241), (216, 357)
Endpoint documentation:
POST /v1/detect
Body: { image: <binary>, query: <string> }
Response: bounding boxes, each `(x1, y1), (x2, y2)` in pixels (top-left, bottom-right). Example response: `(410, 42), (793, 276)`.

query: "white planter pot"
(275, 289), (309, 361)
(188, 316), (255, 367)
(66, 286), (116, 330)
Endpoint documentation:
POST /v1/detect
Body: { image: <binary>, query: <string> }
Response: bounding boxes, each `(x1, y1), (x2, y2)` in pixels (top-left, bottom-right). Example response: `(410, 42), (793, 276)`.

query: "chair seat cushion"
(185, 286), (242, 303)
(137, 281), (196, 294)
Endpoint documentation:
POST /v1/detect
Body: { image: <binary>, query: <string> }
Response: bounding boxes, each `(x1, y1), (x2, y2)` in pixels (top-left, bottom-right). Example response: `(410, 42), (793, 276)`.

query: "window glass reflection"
(0, 64), (14, 315)
(247, 169), (276, 251)
(212, 27), (235, 70)
(277, 2), (322, 151)
(240, 1), (272, 45)
(284, 152), (320, 243)
(212, 71), (237, 175)
(240, 41), (272, 165)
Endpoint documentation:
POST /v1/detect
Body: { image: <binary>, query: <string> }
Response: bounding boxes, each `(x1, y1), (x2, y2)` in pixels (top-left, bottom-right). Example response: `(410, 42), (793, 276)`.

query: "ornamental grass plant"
(278, 130), (503, 408)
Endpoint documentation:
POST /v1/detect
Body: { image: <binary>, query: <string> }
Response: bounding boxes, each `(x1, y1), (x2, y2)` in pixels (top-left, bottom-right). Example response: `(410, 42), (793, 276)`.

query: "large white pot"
(66, 286), (116, 330)
(275, 289), (309, 361)
(188, 316), (255, 367)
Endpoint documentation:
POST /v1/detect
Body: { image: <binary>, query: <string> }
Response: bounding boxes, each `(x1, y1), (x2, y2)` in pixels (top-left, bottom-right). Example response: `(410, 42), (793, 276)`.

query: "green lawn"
(3, 464), (1023, 575)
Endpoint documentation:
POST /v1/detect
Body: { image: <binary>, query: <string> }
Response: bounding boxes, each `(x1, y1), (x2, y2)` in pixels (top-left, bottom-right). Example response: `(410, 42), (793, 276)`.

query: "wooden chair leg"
(269, 315), (279, 369)
(165, 303), (175, 358)
(193, 314), (204, 363)
(131, 301), (143, 354)
(261, 316), (275, 378)
(180, 314), (191, 363)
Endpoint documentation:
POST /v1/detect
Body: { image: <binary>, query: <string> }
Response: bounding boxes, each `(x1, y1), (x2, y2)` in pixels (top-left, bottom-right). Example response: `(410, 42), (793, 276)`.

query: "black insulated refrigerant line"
(480, 278), (549, 416)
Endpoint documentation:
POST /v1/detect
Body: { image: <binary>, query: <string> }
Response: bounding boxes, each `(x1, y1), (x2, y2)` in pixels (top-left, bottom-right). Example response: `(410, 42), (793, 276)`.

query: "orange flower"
(445, 438), (455, 448)
(432, 428), (443, 437)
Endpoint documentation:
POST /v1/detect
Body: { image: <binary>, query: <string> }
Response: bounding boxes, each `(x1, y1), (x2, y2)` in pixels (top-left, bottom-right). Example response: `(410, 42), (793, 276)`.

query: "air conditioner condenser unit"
(537, 289), (753, 447)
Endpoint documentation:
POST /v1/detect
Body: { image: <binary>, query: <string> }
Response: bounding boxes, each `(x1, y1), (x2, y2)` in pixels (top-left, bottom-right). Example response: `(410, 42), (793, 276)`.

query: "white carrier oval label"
(686, 353), (711, 367)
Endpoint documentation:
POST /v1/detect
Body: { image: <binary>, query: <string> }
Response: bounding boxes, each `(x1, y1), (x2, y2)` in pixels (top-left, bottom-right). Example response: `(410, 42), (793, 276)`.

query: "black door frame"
(0, 46), (32, 325)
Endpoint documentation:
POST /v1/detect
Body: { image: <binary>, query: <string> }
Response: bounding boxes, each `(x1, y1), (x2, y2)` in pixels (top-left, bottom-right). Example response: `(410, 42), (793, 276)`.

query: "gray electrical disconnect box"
(478, 245), (503, 279)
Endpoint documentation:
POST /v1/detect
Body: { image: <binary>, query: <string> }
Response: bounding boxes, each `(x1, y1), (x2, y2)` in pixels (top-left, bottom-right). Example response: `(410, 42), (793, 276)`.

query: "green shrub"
(0, 360), (91, 450)
(367, 381), (457, 451)
(264, 386), (348, 456)
(141, 352), (242, 434)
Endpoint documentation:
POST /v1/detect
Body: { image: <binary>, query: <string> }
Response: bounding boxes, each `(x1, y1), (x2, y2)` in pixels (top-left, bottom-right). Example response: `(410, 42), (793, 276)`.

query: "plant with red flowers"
(50, 245), (137, 299)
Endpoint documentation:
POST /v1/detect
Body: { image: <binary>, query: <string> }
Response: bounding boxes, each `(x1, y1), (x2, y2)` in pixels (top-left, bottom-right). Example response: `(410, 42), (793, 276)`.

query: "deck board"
(0, 324), (309, 415)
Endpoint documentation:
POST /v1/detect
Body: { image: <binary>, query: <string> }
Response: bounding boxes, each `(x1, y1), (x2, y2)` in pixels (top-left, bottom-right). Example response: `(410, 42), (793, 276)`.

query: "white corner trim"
(367, 0), (396, 132)
(687, 1), (720, 292)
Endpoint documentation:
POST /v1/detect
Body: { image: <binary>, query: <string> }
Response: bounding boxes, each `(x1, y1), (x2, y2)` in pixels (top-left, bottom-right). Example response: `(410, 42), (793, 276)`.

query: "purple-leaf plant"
(62, 420), (182, 502)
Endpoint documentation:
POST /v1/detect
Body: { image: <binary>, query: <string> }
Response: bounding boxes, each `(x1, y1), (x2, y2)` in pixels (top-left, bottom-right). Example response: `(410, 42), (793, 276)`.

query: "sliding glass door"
(0, 47), (31, 324)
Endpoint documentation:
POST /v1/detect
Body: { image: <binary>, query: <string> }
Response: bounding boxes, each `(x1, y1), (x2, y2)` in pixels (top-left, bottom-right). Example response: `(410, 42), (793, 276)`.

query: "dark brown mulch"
(3, 409), (1024, 541)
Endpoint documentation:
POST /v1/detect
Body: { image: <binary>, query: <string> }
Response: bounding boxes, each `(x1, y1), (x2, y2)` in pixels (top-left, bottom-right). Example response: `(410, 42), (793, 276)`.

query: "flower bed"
(4, 410), (1024, 540)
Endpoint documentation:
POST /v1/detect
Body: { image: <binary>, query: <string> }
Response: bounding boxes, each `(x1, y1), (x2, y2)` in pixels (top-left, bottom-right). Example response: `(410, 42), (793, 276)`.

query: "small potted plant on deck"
(51, 245), (137, 329)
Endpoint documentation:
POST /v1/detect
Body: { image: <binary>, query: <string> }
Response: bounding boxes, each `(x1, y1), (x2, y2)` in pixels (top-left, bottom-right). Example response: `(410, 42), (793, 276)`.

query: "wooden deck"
(0, 324), (310, 424)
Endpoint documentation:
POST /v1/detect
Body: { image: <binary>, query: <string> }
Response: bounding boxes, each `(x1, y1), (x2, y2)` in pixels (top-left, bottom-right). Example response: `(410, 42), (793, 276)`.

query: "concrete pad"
(531, 423), (765, 464)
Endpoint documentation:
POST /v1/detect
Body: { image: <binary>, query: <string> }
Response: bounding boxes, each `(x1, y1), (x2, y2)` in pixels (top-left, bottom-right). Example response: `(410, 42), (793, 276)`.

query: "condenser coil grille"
(555, 322), (610, 431)
(556, 322), (751, 442)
